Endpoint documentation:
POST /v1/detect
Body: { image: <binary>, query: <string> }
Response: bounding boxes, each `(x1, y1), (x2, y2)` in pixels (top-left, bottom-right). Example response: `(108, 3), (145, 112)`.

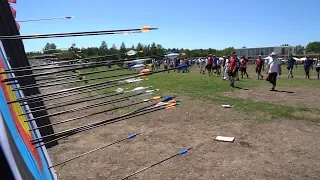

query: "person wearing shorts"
(287, 55), (296, 78)
(206, 54), (213, 75)
(240, 55), (249, 78)
(255, 55), (264, 80)
(228, 52), (237, 87)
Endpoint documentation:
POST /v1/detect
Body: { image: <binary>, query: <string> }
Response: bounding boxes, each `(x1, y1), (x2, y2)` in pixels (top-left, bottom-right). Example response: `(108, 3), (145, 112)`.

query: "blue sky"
(12, 0), (320, 52)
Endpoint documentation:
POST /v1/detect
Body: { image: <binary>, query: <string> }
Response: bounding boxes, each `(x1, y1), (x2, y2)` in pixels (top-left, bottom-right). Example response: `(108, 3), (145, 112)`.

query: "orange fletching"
(151, 96), (161, 101)
(140, 69), (150, 74)
(141, 26), (151, 32)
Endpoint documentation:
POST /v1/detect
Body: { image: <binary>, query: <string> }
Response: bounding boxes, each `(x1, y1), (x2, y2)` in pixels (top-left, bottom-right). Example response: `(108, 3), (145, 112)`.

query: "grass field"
(80, 64), (320, 122)
(48, 64), (320, 180)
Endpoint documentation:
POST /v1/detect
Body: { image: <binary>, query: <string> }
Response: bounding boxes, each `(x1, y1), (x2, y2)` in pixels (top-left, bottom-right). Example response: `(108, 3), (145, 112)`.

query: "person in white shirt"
(266, 52), (282, 91)
(224, 56), (230, 80)
(199, 57), (205, 74)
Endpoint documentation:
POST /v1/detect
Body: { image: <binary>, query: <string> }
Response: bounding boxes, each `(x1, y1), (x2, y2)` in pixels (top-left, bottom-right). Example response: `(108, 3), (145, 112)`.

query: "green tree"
(43, 43), (58, 54)
(99, 41), (108, 55)
(119, 42), (127, 59)
(294, 45), (305, 55)
(150, 42), (157, 55)
(306, 41), (320, 53)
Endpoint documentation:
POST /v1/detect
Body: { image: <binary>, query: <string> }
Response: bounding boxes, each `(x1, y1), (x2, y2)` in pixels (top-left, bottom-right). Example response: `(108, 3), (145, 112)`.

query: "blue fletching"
(127, 133), (137, 139)
(176, 64), (188, 71)
(127, 62), (137, 67)
(162, 96), (173, 102)
(178, 147), (193, 155)
(178, 148), (188, 155)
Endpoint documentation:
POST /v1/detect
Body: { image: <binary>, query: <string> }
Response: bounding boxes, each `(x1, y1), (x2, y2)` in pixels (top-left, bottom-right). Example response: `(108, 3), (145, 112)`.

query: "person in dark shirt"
(304, 56), (313, 79)
(287, 55), (296, 78)
(206, 54), (213, 76)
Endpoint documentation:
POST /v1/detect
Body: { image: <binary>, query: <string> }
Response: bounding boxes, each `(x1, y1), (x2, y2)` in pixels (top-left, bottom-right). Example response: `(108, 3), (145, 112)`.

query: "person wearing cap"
(265, 52), (282, 91)
(227, 52), (237, 87)
(304, 56), (313, 79)
(287, 55), (296, 78)
(255, 55), (264, 80)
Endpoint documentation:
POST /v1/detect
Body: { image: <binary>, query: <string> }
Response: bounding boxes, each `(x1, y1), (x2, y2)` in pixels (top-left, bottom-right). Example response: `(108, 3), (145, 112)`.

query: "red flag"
(10, 6), (16, 18)
(16, 22), (20, 30)
(8, 0), (17, 3)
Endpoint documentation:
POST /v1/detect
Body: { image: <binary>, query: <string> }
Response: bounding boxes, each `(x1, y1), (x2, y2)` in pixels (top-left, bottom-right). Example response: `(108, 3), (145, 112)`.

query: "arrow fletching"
(141, 26), (151, 32)
(151, 96), (161, 101)
(178, 147), (192, 155)
(127, 132), (141, 139)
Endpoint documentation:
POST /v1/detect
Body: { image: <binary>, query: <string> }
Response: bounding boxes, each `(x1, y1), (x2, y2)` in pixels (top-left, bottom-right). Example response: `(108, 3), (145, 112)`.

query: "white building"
(235, 46), (295, 58)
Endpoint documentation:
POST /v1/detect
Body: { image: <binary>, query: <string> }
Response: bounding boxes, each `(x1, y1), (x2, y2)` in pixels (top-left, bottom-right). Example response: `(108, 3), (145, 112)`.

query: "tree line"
(26, 41), (320, 60)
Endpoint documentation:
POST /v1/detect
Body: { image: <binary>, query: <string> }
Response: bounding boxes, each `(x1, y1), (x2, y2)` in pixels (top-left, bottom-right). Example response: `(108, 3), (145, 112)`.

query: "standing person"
(206, 54), (213, 76)
(287, 55), (296, 78)
(228, 52), (237, 87)
(221, 56), (226, 80)
(199, 57), (206, 74)
(212, 55), (219, 76)
(304, 56), (313, 79)
(315, 55), (320, 79)
(216, 57), (221, 76)
(163, 59), (169, 73)
(240, 55), (249, 78)
(224, 56), (230, 80)
(235, 55), (240, 80)
(255, 55), (264, 80)
(266, 52), (282, 91)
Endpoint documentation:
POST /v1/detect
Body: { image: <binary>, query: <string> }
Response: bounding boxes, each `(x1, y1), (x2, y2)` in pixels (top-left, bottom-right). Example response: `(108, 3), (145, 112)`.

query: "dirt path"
(47, 98), (320, 180)
(224, 87), (320, 109)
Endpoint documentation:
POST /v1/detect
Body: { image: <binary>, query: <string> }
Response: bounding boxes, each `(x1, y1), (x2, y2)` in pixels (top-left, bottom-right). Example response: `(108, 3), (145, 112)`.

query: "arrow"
(8, 64), (186, 104)
(35, 101), (180, 148)
(48, 132), (141, 168)
(6, 50), (144, 72)
(7, 75), (144, 104)
(27, 86), (156, 112)
(11, 68), (150, 91)
(0, 26), (157, 40)
(29, 95), (162, 131)
(17, 16), (74, 23)
(121, 147), (193, 180)
(6, 67), (128, 86)
(24, 92), (147, 122)
(22, 87), (157, 116)
(31, 98), (180, 144)
(0, 53), (163, 78)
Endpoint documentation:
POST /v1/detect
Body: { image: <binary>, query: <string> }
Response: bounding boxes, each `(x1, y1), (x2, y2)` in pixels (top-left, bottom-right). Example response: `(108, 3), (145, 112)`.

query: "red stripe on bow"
(10, 6), (16, 18)
(16, 22), (20, 30)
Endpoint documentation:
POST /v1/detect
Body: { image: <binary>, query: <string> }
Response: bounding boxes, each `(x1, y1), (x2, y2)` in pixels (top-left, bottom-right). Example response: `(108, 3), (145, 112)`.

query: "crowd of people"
(152, 53), (320, 91)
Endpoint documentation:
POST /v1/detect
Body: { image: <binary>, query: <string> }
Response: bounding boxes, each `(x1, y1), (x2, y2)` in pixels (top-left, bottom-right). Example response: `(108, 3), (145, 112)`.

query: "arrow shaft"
(121, 155), (178, 180)
(26, 92), (144, 122)
(0, 28), (158, 40)
(17, 16), (73, 23)
(34, 104), (169, 146)
(48, 135), (135, 168)
(13, 69), (139, 91)
(30, 97), (149, 131)
(21, 91), (124, 115)
(31, 102), (173, 143)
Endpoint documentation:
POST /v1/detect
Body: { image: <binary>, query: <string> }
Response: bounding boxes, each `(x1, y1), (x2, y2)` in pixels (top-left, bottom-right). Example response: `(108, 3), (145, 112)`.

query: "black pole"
(0, 0), (57, 148)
